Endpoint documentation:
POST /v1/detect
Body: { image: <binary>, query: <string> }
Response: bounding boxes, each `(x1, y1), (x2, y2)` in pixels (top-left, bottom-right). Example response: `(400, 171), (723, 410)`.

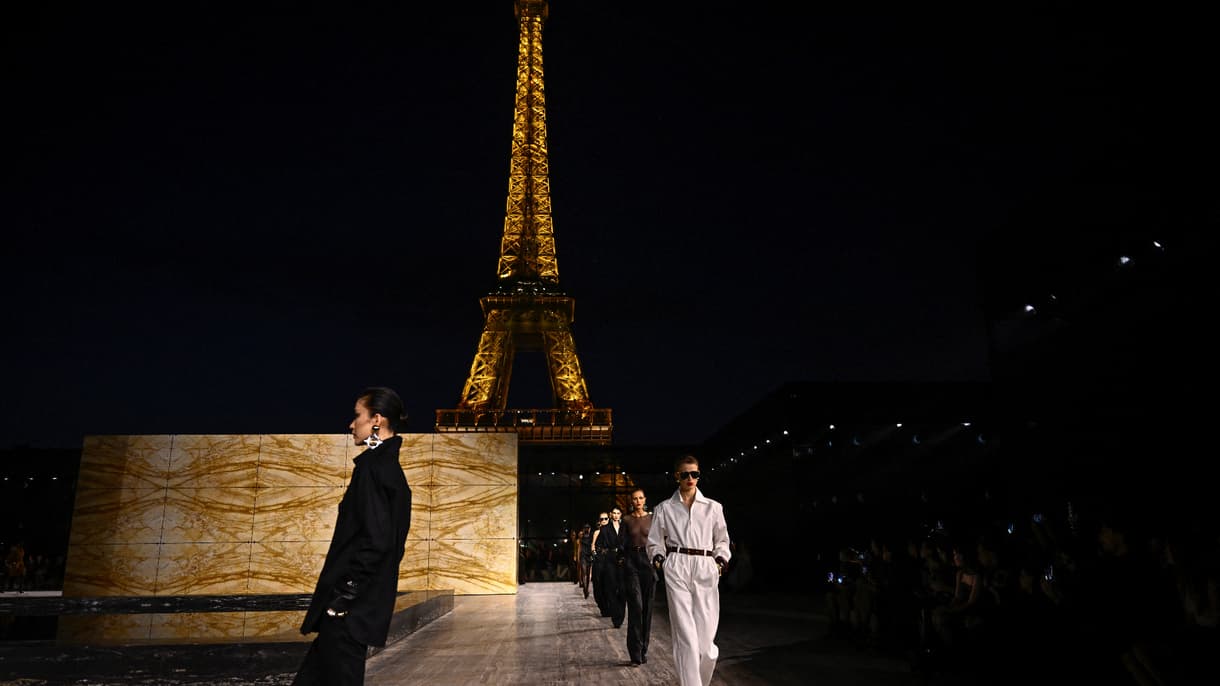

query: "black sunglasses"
(599, 516), (608, 521)
(677, 470), (701, 480)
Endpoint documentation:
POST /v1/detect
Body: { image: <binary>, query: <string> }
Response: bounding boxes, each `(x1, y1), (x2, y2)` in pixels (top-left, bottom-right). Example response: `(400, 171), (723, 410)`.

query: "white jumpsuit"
(647, 488), (731, 686)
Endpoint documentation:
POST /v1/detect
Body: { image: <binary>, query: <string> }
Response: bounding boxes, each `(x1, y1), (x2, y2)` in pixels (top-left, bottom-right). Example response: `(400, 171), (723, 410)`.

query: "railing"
(435, 408), (613, 444)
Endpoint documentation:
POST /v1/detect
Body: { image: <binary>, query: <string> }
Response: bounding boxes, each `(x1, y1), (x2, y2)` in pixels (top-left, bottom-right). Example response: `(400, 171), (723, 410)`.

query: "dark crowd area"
(799, 501), (1217, 685)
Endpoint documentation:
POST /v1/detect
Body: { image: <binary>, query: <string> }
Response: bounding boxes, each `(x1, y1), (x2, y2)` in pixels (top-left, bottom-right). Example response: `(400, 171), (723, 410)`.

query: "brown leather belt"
(667, 545), (714, 556)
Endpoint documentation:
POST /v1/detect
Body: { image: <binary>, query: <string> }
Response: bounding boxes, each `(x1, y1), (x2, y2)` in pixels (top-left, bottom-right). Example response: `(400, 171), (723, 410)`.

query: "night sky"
(2, 3), (1209, 449)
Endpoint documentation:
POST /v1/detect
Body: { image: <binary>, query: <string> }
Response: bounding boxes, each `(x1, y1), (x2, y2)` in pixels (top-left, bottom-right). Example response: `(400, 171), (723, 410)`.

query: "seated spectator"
(824, 546), (863, 637)
(873, 537), (922, 651)
(931, 543), (985, 650)
(1120, 526), (1219, 686)
(1073, 511), (1179, 684)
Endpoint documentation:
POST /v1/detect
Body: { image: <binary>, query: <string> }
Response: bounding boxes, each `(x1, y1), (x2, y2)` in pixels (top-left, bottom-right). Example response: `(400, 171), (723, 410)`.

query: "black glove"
(652, 554), (665, 570)
(326, 578), (359, 617)
(715, 557), (727, 576)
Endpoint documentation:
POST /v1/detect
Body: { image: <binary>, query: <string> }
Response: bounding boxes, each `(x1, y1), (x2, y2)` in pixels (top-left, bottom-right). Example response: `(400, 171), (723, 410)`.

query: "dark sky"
(2, 2), (1209, 449)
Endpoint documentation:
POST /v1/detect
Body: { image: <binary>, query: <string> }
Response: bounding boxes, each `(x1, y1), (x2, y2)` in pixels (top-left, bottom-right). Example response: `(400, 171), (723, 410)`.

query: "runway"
(362, 582), (977, 686)
(2, 583), (1002, 685)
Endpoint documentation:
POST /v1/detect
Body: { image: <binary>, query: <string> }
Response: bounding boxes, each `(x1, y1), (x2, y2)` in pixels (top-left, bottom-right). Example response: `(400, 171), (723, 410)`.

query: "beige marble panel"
(397, 429), (431, 451)
(429, 538), (516, 595)
(58, 614), (152, 642)
(406, 483), (432, 542)
(155, 542), (251, 595)
(78, 435), (171, 489)
(397, 433), (433, 455)
(257, 434), (347, 487)
(252, 487), (342, 542)
(430, 485), (516, 540)
(65, 432), (519, 616)
(399, 433), (433, 487)
(244, 610), (310, 639)
(68, 489), (166, 546)
(167, 435), (260, 488)
(403, 462), (431, 495)
(248, 541), (330, 594)
(432, 433), (517, 486)
(149, 611), (246, 640)
(396, 540), (429, 591)
(62, 543), (160, 597)
(162, 488), (256, 544)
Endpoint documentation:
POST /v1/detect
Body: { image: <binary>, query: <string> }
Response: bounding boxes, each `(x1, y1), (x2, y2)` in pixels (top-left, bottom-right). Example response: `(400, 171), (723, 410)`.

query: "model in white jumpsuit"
(647, 487), (731, 686)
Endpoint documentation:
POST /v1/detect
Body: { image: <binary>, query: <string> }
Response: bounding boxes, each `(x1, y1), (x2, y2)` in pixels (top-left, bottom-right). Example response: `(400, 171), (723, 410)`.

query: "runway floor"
(3, 583), (1004, 685)
(362, 582), (989, 686)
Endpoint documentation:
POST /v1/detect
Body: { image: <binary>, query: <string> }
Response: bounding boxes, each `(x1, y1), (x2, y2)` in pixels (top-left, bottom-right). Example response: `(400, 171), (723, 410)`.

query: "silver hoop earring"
(364, 424), (383, 449)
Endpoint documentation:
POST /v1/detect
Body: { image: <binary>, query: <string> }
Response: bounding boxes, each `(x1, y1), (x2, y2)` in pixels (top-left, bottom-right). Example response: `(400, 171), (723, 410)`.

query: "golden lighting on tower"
(436, 0), (611, 444)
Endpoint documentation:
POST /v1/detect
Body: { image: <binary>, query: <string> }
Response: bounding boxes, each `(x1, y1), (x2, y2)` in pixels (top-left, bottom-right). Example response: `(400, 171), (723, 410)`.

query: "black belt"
(667, 546), (714, 556)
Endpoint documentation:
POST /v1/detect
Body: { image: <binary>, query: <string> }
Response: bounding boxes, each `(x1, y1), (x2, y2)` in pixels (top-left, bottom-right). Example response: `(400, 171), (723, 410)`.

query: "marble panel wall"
(62, 433), (517, 641)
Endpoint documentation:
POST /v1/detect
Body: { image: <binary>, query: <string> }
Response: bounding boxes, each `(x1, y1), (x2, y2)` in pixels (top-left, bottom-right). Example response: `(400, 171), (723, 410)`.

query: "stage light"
(1024, 304), (1036, 314)
(1118, 255), (1131, 265)
(896, 423), (903, 428)
(578, 474), (583, 479)
(829, 424), (835, 430)
(962, 422), (971, 427)
(765, 439), (770, 444)
(783, 430), (789, 435)
(1153, 241), (1163, 250)
(912, 435), (921, 445)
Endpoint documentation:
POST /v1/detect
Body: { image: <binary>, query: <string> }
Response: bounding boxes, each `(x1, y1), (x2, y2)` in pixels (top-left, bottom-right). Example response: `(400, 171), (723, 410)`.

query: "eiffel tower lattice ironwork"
(435, 0), (611, 444)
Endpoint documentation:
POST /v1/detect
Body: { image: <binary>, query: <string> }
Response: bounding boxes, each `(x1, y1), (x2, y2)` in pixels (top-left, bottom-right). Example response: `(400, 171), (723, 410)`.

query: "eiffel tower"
(435, 0), (612, 444)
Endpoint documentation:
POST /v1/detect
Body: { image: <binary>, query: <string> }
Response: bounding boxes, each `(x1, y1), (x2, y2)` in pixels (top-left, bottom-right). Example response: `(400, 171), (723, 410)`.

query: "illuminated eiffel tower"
(435, 0), (612, 444)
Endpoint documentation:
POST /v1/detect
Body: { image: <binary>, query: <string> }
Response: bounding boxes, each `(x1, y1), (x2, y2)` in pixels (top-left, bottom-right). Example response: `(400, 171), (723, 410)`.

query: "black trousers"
(592, 555), (608, 613)
(595, 556), (624, 620)
(292, 616), (368, 686)
(621, 551), (657, 662)
(600, 558), (625, 626)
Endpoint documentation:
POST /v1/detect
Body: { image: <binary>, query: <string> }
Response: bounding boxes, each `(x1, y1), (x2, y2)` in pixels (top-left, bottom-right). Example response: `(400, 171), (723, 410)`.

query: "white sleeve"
(646, 503), (667, 560)
(712, 502), (731, 562)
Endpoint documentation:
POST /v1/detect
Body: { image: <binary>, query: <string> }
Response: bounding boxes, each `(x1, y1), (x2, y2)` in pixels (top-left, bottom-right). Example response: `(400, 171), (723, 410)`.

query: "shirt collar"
(670, 487), (709, 504)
